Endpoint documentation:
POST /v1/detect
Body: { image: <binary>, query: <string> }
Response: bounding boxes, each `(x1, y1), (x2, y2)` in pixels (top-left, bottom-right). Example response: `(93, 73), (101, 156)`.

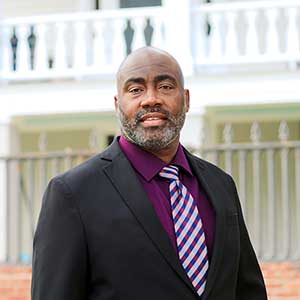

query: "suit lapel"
(185, 152), (226, 300)
(101, 141), (197, 295)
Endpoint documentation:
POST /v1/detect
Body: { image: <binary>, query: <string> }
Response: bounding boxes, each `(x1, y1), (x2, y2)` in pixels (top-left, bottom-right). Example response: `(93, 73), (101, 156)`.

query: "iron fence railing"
(0, 150), (96, 264)
(196, 122), (300, 262)
(0, 122), (299, 264)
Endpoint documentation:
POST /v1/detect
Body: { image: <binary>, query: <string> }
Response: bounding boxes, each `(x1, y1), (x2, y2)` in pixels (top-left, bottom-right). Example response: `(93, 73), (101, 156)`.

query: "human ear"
(114, 96), (119, 112)
(184, 89), (190, 112)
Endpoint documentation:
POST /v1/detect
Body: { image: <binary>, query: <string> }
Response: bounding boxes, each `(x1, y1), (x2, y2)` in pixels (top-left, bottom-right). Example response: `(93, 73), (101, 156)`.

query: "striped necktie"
(159, 165), (209, 298)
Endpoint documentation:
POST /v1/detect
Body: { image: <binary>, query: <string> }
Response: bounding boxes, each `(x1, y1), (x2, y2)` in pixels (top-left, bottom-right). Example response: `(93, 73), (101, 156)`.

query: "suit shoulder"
(56, 140), (121, 184)
(52, 150), (112, 193)
(63, 152), (104, 177)
(187, 151), (233, 183)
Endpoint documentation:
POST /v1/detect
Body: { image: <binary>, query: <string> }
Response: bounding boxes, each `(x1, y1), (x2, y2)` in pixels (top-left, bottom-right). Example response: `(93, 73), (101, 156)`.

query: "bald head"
(114, 46), (190, 156)
(116, 47), (184, 93)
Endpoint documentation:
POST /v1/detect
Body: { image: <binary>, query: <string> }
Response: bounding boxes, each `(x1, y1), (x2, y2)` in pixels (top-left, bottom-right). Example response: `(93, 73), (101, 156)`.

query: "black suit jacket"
(31, 139), (267, 300)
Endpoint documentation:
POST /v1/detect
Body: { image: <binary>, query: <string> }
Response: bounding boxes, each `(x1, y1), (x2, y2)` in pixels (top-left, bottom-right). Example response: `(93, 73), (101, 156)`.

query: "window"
(120, 0), (161, 8)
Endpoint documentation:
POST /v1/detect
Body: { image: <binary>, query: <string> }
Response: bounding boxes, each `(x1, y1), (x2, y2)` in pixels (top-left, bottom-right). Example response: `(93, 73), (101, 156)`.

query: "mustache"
(135, 107), (171, 122)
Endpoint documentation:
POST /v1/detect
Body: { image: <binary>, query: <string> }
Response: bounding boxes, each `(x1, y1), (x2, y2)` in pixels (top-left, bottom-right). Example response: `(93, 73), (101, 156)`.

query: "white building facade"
(1, 0), (300, 263)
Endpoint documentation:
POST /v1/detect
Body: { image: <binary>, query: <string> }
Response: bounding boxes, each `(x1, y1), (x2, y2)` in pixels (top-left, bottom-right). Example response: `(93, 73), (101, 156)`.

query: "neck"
(146, 138), (180, 164)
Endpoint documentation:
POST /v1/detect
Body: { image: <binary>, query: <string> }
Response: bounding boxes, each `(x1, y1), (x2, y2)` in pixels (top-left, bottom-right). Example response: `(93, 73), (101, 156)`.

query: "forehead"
(118, 53), (182, 87)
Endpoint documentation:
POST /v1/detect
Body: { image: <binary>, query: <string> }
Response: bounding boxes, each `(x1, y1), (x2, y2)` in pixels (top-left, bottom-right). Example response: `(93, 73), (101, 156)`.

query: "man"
(31, 47), (267, 300)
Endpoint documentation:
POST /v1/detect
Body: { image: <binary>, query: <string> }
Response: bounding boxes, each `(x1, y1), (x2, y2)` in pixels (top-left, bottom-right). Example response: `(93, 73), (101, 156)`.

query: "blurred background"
(0, 0), (300, 299)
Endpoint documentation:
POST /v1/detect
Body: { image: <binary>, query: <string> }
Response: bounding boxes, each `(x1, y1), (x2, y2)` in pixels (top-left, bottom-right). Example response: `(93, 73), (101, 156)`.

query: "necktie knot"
(159, 165), (179, 181)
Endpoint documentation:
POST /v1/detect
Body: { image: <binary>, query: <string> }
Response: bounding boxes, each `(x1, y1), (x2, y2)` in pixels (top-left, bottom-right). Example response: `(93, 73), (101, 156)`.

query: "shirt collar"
(119, 135), (193, 182)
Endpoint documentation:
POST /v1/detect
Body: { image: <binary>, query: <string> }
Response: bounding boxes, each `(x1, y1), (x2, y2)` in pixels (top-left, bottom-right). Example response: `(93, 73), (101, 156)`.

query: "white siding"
(3, 0), (82, 17)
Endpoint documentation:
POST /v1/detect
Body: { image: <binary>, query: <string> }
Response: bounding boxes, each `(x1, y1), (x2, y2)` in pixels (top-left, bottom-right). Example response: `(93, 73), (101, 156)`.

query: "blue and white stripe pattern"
(159, 165), (209, 298)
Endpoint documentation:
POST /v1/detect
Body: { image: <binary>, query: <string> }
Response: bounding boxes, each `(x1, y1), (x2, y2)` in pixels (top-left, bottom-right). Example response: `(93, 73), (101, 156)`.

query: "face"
(115, 51), (190, 151)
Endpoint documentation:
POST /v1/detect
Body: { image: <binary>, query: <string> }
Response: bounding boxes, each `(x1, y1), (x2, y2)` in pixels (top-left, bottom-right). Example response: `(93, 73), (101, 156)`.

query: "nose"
(140, 88), (162, 108)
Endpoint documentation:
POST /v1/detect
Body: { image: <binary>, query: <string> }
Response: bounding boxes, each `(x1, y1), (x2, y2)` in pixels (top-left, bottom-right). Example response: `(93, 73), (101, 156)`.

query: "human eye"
(158, 83), (174, 91)
(128, 86), (144, 94)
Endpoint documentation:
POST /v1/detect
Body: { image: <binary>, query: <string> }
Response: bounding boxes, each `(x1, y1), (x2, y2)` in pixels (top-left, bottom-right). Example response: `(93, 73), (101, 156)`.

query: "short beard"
(117, 106), (186, 151)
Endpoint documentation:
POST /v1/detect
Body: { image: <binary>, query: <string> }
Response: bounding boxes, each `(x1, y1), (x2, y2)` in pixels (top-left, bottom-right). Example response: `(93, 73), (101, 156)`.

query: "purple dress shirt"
(119, 136), (216, 260)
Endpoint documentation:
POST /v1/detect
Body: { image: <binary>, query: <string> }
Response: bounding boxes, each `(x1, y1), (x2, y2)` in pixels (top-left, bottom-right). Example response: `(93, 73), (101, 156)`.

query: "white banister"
(192, 10), (207, 63)
(131, 17), (146, 51)
(225, 11), (239, 57)
(1, 2), (300, 81)
(35, 24), (48, 71)
(93, 20), (107, 67)
(53, 22), (68, 70)
(16, 25), (30, 72)
(1, 26), (12, 73)
(286, 7), (299, 56)
(265, 8), (280, 56)
(151, 17), (164, 49)
(111, 18), (126, 70)
(245, 10), (260, 56)
(209, 12), (223, 58)
(73, 21), (88, 69)
(193, 0), (300, 13)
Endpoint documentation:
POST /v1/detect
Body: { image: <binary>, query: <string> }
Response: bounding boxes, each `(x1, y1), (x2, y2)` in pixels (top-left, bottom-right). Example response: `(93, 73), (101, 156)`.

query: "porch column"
(162, 0), (193, 76)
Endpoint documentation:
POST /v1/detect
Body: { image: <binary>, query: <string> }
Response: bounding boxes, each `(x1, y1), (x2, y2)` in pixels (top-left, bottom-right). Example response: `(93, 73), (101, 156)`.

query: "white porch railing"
(0, 7), (165, 81)
(1, 0), (300, 82)
(192, 0), (300, 67)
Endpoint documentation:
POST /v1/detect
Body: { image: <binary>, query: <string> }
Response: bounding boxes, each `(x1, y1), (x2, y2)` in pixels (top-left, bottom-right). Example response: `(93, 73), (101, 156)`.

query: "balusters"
(223, 123), (233, 175)
(38, 132), (48, 153)
(5, 160), (10, 262)
(286, 7), (299, 56)
(7, 158), (21, 263)
(250, 122), (262, 256)
(294, 146), (300, 259)
(38, 132), (48, 203)
(225, 11), (239, 58)
(131, 17), (146, 51)
(27, 159), (36, 237)
(53, 22), (68, 70)
(245, 10), (260, 57)
(1, 26), (12, 73)
(16, 25), (31, 72)
(93, 20), (107, 67)
(266, 148), (276, 260)
(238, 150), (247, 218)
(111, 18), (126, 69)
(2, 4), (300, 79)
(210, 121), (300, 260)
(51, 157), (60, 177)
(192, 3), (300, 64)
(151, 17), (164, 48)
(35, 24), (48, 71)
(208, 12), (223, 58)
(73, 21), (88, 69)
(64, 149), (73, 171)
(265, 8), (280, 56)
(89, 129), (99, 150)
(192, 11), (207, 63)
(278, 121), (290, 259)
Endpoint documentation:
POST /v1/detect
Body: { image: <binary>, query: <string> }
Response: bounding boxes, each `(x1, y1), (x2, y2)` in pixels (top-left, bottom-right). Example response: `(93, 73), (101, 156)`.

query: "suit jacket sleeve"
(229, 176), (268, 300)
(31, 177), (88, 300)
